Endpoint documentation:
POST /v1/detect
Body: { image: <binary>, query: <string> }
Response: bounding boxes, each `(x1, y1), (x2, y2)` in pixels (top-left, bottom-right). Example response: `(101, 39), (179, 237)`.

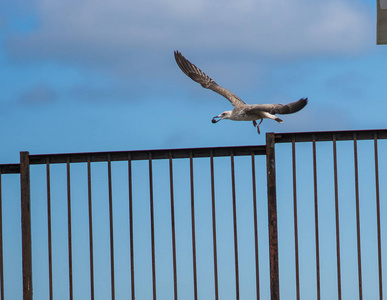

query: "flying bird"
(174, 50), (308, 134)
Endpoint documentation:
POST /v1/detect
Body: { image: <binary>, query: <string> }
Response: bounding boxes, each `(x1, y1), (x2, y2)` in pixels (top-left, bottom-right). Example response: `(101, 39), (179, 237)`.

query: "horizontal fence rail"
(27, 145), (267, 165)
(0, 164), (20, 174)
(274, 128), (387, 143)
(0, 129), (386, 300)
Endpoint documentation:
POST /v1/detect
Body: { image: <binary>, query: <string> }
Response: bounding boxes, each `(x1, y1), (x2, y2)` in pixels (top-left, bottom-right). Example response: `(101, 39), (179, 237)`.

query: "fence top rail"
(4, 129), (386, 169)
(27, 145), (266, 165)
(0, 164), (20, 174)
(274, 129), (387, 143)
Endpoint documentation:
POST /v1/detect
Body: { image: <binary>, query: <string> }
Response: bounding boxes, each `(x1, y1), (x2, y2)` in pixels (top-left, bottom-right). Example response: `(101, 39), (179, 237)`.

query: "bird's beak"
(211, 115), (221, 123)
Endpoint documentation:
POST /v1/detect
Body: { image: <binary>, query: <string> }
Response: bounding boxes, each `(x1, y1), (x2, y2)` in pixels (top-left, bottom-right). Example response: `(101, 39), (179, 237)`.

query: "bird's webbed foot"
(252, 120), (257, 127)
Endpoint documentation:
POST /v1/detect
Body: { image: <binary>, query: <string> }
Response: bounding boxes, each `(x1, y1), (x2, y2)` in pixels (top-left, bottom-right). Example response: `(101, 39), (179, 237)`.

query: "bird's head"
(211, 111), (232, 123)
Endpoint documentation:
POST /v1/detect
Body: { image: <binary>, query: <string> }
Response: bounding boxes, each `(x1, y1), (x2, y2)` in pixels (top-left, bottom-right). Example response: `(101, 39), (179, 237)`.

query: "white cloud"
(6, 0), (372, 68)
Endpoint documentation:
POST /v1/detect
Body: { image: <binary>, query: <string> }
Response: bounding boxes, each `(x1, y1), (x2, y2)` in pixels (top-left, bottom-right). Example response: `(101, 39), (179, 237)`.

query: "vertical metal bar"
(0, 173), (4, 300)
(312, 135), (321, 300)
(107, 155), (115, 300)
(230, 150), (240, 300)
(266, 133), (280, 300)
(46, 158), (53, 300)
(128, 154), (135, 300)
(148, 152), (157, 300)
(210, 150), (219, 300)
(374, 133), (383, 300)
(353, 134), (363, 300)
(333, 134), (342, 300)
(291, 136), (300, 300)
(66, 157), (73, 300)
(168, 152), (178, 300)
(20, 151), (33, 300)
(87, 156), (95, 300)
(189, 152), (198, 300)
(251, 151), (260, 300)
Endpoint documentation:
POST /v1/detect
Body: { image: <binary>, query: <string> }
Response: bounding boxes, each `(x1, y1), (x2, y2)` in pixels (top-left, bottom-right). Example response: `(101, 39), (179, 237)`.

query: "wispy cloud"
(2, 0), (376, 113)
(5, 0), (372, 71)
(18, 84), (57, 105)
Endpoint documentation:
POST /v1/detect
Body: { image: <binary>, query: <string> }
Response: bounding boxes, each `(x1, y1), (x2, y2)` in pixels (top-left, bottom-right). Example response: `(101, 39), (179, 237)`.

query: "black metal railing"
(274, 129), (385, 300)
(0, 129), (386, 300)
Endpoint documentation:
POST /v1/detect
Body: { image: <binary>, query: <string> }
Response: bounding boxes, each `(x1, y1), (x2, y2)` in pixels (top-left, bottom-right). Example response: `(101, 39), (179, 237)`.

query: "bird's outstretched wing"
(174, 51), (246, 107)
(251, 98), (308, 115)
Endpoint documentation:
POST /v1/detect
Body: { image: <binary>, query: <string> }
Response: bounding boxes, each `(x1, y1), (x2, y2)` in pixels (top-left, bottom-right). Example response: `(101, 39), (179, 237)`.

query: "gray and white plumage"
(174, 50), (308, 134)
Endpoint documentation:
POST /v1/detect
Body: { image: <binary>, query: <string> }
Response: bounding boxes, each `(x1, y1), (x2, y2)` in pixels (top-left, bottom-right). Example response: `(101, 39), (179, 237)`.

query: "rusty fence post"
(266, 133), (280, 300)
(20, 151), (33, 300)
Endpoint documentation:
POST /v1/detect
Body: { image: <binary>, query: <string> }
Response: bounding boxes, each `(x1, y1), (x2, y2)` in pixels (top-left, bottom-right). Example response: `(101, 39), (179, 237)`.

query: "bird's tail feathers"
(277, 97), (308, 115)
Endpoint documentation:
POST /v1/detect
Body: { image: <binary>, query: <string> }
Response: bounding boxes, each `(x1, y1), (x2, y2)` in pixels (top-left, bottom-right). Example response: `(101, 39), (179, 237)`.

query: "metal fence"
(274, 130), (386, 300)
(0, 129), (386, 300)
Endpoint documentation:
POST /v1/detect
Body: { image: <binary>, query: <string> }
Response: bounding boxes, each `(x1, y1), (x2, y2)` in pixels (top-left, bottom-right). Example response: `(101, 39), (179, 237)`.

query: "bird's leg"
(256, 119), (263, 134)
(252, 120), (257, 127)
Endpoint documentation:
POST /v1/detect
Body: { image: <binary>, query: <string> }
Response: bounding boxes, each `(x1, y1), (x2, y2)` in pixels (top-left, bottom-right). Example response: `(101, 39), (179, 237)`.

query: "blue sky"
(0, 0), (386, 163)
(1, 1), (387, 299)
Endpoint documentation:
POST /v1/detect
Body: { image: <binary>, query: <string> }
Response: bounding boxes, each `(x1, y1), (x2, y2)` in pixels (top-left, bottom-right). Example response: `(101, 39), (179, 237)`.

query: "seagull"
(174, 50), (308, 134)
